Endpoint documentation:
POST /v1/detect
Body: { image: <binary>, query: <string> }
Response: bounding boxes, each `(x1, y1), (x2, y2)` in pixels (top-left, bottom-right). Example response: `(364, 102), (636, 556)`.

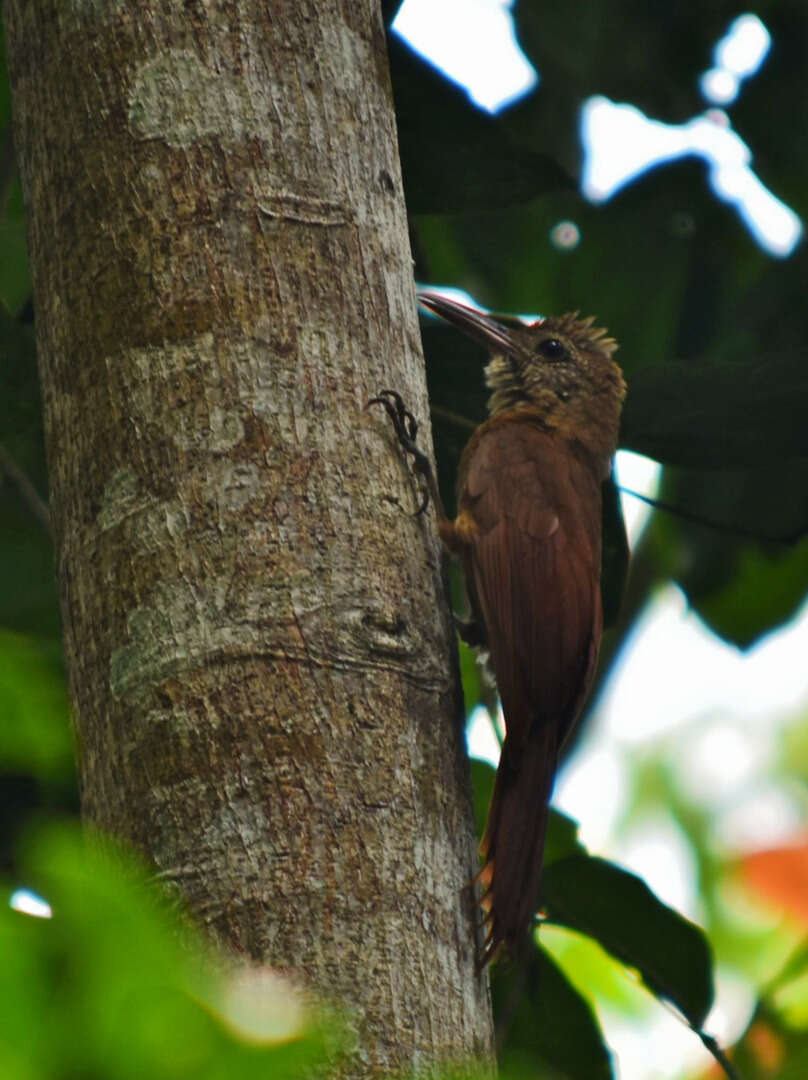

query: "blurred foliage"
(544, 855), (714, 1028)
(1, 824), (339, 1079)
(492, 945), (613, 1080)
(3, 3), (808, 1079)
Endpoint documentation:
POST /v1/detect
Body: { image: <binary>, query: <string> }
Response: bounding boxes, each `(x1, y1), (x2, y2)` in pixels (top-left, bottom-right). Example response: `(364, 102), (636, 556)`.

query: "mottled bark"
(4, 0), (493, 1072)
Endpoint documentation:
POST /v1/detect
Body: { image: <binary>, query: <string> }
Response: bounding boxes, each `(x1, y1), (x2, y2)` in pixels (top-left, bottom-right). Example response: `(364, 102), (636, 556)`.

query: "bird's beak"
(418, 292), (522, 356)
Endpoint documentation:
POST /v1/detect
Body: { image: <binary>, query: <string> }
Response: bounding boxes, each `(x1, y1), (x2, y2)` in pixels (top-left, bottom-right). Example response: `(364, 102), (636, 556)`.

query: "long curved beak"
(418, 292), (521, 355)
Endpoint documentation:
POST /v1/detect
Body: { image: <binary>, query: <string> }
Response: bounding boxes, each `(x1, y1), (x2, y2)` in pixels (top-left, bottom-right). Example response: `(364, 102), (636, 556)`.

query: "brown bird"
(372, 293), (626, 965)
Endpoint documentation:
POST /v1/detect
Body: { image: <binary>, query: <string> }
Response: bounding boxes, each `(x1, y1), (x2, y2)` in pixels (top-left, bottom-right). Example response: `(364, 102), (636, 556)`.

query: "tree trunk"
(4, 1), (493, 1072)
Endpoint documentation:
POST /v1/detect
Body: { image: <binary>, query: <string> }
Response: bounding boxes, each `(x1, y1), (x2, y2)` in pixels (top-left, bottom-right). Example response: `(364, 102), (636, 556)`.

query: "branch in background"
(0, 443), (51, 535)
(430, 403), (477, 432)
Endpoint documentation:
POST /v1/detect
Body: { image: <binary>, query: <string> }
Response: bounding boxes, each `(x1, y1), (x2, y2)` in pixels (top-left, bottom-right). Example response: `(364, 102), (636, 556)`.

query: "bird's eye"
(538, 338), (567, 361)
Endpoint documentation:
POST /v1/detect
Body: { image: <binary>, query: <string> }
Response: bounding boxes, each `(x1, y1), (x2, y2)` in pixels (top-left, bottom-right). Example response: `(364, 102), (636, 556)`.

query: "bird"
(370, 292), (626, 966)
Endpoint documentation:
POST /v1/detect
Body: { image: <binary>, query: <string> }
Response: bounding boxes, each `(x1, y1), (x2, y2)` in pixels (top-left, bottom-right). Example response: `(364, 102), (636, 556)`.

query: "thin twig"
(429, 403), (477, 433)
(0, 443), (51, 535)
(619, 486), (804, 545)
(695, 1027), (742, 1080)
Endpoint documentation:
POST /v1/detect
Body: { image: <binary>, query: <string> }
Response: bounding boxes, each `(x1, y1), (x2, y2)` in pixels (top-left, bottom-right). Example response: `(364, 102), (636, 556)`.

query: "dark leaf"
(493, 943), (613, 1080)
(389, 36), (572, 214)
(381, 0), (402, 26)
(0, 185), (30, 313)
(621, 353), (808, 468)
(543, 855), (714, 1028)
(0, 307), (55, 635)
(0, 307), (42, 455)
(422, 320), (486, 516)
(648, 463), (808, 647)
(600, 474), (629, 628)
(0, 489), (58, 636)
(543, 807), (586, 868)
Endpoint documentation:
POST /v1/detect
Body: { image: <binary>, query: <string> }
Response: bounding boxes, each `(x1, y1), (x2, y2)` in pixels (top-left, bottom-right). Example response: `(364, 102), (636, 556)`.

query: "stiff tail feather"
(478, 723), (558, 966)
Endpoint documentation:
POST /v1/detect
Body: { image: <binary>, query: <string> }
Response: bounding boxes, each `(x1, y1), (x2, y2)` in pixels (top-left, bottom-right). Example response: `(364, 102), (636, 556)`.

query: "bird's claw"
(368, 389), (431, 516)
(367, 389), (419, 447)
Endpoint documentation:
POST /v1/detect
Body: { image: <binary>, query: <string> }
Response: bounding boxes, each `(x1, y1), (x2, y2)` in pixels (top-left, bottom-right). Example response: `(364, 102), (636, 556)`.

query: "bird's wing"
(460, 420), (603, 751)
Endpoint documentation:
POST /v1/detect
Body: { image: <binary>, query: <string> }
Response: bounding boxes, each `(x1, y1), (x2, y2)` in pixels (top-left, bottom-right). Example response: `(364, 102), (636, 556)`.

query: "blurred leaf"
(728, 1007), (792, 1080)
(0, 213), (29, 314)
(0, 488), (58, 636)
(0, 622), (77, 867)
(1, 15), (28, 314)
(0, 307), (56, 637)
(543, 808), (586, 868)
(740, 840), (808, 930)
(1, 823), (337, 1080)
(0, 630), (71, 779)
(514, 3), (749, 128)
(458, 636), (486, 715)
(389, 36), (572, 214)
(649, 462), (808, 647)
(0, 20), (11, 136)
(423, 321), (486, 517)
(621, 351), (808, 468)
(600, 473), (629, 627)
(415, 138), (808, 482)
(539, 924), (649, 1017)
(381, 0), (402, 27)
(494, 944), (613, 1080)
(0, 306), (42, 459)
(693, 535), (808, 648)
(469, 757), (496, 842)
(543, 855), (715, 1027)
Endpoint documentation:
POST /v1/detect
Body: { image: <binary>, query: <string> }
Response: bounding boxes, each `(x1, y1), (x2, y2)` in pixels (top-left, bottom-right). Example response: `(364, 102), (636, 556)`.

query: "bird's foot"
(368, 389), (435, 516)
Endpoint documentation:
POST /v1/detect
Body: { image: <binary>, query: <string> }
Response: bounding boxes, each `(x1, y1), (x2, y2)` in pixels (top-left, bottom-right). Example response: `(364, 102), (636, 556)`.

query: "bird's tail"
(478, 723), (558, 966)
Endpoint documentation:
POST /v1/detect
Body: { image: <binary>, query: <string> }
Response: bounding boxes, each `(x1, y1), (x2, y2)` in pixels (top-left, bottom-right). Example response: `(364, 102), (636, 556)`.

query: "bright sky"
(395, 4), (808, 1076)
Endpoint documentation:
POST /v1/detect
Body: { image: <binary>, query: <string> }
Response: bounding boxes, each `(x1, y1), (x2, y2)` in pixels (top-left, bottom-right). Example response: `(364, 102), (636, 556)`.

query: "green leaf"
(0, 308), (56, 637)
(493, 943), (613, 1080)
(543, 809), (586, 868)
(469, 757), (496, 842)
(0, 630), (71, 780)
(0, 214), (30, 314)
(543, 855), (715, 1028)
(2, 823), (337, 1080)
(688, 535), (808, 649)
(458, 636), (490, 717)
(0, 487), (58, 636)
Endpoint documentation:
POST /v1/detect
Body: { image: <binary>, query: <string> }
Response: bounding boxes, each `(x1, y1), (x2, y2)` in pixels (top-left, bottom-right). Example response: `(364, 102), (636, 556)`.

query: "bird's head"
(418, 292), (626, 462)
